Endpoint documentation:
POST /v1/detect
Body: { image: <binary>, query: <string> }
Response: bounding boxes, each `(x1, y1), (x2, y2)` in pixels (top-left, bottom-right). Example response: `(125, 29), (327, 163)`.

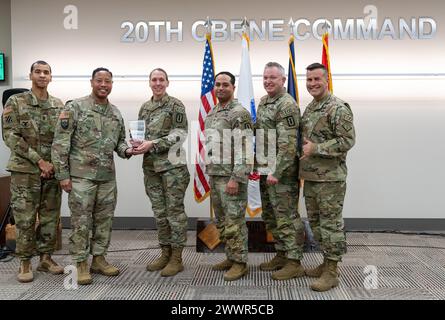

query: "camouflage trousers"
(304, 181), (347, 261)
(210, 176), (248, 263)
(10, 172), (61, 261)
(68, 177), (117, 262)
(144, 166), (189, 248)
(260, 176), (304, 260)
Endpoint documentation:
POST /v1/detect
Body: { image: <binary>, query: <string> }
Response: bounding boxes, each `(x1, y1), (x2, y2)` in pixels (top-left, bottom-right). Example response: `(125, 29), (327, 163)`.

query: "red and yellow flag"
(322, 32), (333, 93)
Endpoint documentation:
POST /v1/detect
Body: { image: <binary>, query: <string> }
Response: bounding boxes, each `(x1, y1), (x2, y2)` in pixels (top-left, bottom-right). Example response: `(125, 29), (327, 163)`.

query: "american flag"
(194, 33), (216, 202)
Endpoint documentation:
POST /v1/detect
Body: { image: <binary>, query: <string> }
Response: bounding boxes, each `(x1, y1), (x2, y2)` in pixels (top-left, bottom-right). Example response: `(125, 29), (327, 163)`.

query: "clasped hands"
(38, 159), (55, 179)
(128, 139), (154, 155)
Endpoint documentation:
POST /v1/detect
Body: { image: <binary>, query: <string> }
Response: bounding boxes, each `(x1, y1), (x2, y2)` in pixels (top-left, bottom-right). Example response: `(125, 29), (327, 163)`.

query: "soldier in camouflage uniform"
(300, 63), (355, 292)
(1, 60), (64, 283)
(52, 67), (133, 285)
(131, 68), (189, 277)
(255, 62), (305, 280)
(204, 71), (253, 281)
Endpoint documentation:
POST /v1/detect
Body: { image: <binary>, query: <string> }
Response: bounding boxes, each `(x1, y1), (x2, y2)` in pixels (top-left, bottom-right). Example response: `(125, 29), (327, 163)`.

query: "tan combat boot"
(17, 260), (33, 283)
(224, 262), (248, 281)
(305, 258), (326, 278)
(161, 247), (184, 277)
(76, 260), (92, 285)
(212, 259), (233, 271)
(147, 245), (171, 271)
(37, 253), (64, 275)
(91, 255), (119, 276)
(305, 258), (340, 278)
(271, 259), (305, 280)
(310, 259), (340, 292)
(259, 251), (287, 271)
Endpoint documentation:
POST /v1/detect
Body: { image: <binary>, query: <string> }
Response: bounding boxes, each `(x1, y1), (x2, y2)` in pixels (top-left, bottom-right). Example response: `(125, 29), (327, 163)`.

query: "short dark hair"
(149, 68), (169, 81)
(215, 71), (235, 85)
(92, 67), (113, 79)
(30, 60), (51, 73)
(306, 63), (328, 77)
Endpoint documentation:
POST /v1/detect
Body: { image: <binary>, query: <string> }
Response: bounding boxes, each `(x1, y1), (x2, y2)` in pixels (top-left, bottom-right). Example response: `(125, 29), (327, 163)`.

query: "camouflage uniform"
(139, 94), (189, 249)
(2, 91), (63, 260)
(300, 93), (355, 261)
(255, 91), (305, 260)
(205, 99), (253, 263)
(52, 95), (130, 262)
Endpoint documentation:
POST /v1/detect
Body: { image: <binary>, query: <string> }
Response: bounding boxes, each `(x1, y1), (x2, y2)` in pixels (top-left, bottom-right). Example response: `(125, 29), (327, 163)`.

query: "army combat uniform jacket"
(299, 93), (355, 182)
(204, 99), (253, 183)
(138, 94), (188, 174)
(2, 91), (63, 173)
(255, 91), (300, 181)
(52, 95), (130, 181)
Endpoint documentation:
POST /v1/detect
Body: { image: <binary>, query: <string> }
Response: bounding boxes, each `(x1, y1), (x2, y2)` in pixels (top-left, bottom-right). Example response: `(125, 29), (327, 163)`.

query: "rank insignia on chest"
(61, 118), (69, 129)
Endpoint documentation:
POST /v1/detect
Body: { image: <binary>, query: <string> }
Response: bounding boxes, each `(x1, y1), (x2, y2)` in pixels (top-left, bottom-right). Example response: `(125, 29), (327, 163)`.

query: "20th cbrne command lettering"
(120, 18), (436, 43)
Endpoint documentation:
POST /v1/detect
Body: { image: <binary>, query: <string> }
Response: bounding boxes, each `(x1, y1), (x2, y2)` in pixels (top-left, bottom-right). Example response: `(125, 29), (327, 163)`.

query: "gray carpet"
(1, 230), (444, 300)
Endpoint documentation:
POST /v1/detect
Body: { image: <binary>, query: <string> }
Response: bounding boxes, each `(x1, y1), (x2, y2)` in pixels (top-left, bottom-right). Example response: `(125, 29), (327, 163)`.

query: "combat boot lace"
(310, 259), (340, 292)
(212, 259), (233, 271)
(305, 258), (340, 278)
(91, 255), (120, 276)
(271, 259), (305, 280)
(259, 251), (287, 271)
(37, 253), (64, 274)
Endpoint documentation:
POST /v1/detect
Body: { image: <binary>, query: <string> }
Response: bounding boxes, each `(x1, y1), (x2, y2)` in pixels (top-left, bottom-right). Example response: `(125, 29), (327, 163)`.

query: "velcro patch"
(61, 118), (69, 129)
(279, 107), (294, 118)
(342, 122), (353, 131)
(285, 115), (296, 128)
(4, 115), (13, 124)
(59, 111), (70, 119)
(343, 114), (353, 123)
(175, 113), (184, 124)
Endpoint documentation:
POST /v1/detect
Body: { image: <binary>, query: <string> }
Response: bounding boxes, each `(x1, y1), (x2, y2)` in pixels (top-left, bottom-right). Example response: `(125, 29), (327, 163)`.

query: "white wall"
(0, 0), (12, 175)
(4, 0), (445, 218)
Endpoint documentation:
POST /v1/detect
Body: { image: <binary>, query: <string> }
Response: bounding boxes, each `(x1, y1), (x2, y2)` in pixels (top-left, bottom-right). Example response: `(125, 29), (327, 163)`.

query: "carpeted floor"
(1, 230), (445, 300)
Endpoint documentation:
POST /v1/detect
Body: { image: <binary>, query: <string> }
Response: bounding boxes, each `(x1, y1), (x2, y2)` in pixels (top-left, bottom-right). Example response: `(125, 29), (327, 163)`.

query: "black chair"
(2, 88), (29, 108)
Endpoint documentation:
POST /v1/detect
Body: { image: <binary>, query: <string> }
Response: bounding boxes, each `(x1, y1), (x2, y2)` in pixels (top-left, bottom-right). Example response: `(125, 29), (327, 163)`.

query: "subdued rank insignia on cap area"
(285, 115), (296, 128)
